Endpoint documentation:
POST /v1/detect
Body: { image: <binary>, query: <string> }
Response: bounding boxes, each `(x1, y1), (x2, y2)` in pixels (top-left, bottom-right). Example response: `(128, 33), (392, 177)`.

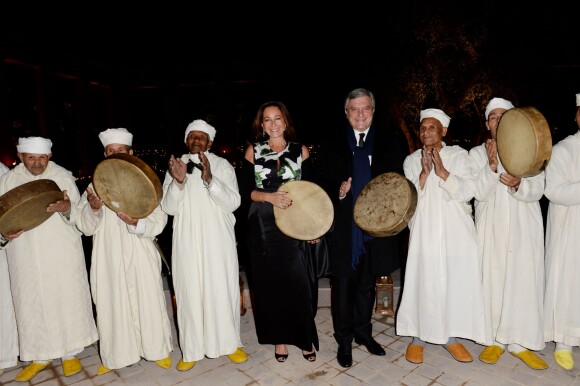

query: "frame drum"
(273, 180), (334, 241)
(496, 107), (552, 178)
(353, 172), (417, 237)
(93, 153), (163, 219)
(0, 179), (63, 234)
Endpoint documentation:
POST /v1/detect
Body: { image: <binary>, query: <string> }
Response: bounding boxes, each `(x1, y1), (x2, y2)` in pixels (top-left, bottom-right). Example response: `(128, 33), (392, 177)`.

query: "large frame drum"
(496, 107), (552, 178)
(93, 153), (163, 219)
(0, 179), (63, 234)
(354, 172), (417, 237)
(273, 180), (334, 241)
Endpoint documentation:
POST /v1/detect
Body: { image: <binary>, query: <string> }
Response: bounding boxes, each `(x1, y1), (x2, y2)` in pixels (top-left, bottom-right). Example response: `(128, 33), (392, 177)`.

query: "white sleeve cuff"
(127, 219), (146, 236)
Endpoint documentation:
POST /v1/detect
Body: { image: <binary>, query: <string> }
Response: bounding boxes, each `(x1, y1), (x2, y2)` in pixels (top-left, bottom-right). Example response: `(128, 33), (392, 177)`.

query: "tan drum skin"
(93, 153), (163, 219)
(496, 107), (552, 178)
(0, 179), (64, 234)
(353, 172), (417, 237)
(273, 180), (334, 241)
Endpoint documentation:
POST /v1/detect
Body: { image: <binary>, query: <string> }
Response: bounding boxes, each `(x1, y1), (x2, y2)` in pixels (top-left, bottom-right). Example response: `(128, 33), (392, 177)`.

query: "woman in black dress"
(241, 101), (319, 362)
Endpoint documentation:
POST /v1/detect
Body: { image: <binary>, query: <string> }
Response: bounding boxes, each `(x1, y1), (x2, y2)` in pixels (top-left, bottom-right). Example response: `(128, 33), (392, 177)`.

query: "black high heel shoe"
(275, 345), (288, 363)
(275, 352), (288, 362)
(303, 350), (317, 362)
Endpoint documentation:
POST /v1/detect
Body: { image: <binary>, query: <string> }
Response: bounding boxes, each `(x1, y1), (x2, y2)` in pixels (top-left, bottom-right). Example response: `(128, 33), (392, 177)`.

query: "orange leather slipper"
(445, 343), (473, 362)
(405, 344), (424, 364)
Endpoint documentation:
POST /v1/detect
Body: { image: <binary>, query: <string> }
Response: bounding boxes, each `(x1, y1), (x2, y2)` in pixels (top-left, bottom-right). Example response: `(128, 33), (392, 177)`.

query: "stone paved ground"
(2, 283), (580, 385)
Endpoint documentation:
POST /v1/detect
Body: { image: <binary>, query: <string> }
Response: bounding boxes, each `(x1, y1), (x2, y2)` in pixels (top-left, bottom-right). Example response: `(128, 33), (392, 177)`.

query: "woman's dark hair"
(251, 101), (296, 141)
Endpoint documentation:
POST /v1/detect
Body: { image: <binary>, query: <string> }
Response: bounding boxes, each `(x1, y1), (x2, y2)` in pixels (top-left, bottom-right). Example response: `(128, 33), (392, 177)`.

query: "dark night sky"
(1, 3), (579, 161)
(0, 3), (576, 268)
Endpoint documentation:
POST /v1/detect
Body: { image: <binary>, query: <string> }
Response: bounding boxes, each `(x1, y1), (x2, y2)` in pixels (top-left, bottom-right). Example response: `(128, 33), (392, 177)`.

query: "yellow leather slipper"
(176, 358), (196, 371)
(479, 345), (505, 364)
(405, 344), (424, 364)
(510, 350), (548, 370)
(155, 356), (172, 369)
(15, 362), (50, 382)
(62, 357), (82, 377)
(97, 364), (111, 375)
(227, 348), (248, 364)
(554, 350), (574, 370)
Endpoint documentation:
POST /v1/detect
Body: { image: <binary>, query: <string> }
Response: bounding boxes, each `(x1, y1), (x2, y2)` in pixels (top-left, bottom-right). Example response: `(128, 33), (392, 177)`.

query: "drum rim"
(496, 106), (552, 178)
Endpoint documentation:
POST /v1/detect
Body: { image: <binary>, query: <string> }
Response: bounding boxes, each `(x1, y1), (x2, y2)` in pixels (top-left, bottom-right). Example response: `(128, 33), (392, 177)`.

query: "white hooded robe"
(0, 161), (98, 361)
(544, 131), (580, 346)
(76, 182), (173, 369)
(397, 144), (490, 345)
(469, 143), (545, 350)
(0, 162), (18, 369)
(161, 152), (242, 362)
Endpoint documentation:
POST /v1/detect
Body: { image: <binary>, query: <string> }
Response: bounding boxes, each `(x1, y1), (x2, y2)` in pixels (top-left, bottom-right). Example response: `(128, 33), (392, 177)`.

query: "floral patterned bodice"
(253, 141), (303, 190)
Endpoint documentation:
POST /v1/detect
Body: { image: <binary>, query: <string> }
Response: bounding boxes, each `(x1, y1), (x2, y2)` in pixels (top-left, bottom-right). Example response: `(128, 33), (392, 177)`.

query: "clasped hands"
(168, 153), (212, 185)
(421, 146), (449, 180)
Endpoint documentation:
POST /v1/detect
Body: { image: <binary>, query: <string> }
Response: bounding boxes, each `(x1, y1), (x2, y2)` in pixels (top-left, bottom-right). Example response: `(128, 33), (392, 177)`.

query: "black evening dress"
(244, 141), (319, 352)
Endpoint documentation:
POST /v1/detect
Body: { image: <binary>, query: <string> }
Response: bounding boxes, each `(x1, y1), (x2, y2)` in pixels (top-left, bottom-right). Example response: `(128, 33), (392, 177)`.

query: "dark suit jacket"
(314, 124), (408, 277)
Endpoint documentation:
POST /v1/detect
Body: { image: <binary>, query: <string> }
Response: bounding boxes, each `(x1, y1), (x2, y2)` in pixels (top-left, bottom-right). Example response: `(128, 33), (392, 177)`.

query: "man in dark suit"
(314, 88), (407, 368)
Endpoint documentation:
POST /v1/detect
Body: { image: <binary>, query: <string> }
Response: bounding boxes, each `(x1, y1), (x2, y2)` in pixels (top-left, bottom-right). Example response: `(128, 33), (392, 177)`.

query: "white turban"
(485, 97), (514, 119)
(420, 108), (451, 127)
(98, 128), (133, 147)
(16, 137), (52, 154)
(576, 93), (580, 107)
(184, 119), (216, 143)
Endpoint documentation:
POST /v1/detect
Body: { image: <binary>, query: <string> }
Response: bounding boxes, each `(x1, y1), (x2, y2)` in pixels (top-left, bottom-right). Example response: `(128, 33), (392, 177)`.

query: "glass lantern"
(375, 275), (394, 316)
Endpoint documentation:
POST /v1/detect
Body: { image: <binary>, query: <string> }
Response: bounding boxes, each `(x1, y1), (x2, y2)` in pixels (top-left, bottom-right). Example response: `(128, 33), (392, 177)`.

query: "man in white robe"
(162, 119), (247, 371)
(0, 161), (18, 375)
(544, 93), (580, 371)
(76, 128), (173, 374)
(469, 97), (547, 369)
(0, 137), (98, 382)
(397, 109), (490, 365)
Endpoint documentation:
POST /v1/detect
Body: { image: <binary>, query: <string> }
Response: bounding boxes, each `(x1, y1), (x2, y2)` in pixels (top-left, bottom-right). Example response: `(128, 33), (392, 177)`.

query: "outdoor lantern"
(375, 275), (394, 316)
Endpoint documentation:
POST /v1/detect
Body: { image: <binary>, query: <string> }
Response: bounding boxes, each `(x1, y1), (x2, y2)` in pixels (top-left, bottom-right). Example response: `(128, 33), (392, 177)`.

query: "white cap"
(184, 119), (216, 143)
(576, 93), (580, 107)
(98, 128), (133, 147)
(420, 108), (451, 127)
(16, 137), (52, 154)
(485, 97), (514, 119)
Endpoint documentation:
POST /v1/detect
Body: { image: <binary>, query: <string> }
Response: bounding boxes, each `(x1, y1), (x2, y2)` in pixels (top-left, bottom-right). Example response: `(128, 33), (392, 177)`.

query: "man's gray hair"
(344, 88), (376, 112)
